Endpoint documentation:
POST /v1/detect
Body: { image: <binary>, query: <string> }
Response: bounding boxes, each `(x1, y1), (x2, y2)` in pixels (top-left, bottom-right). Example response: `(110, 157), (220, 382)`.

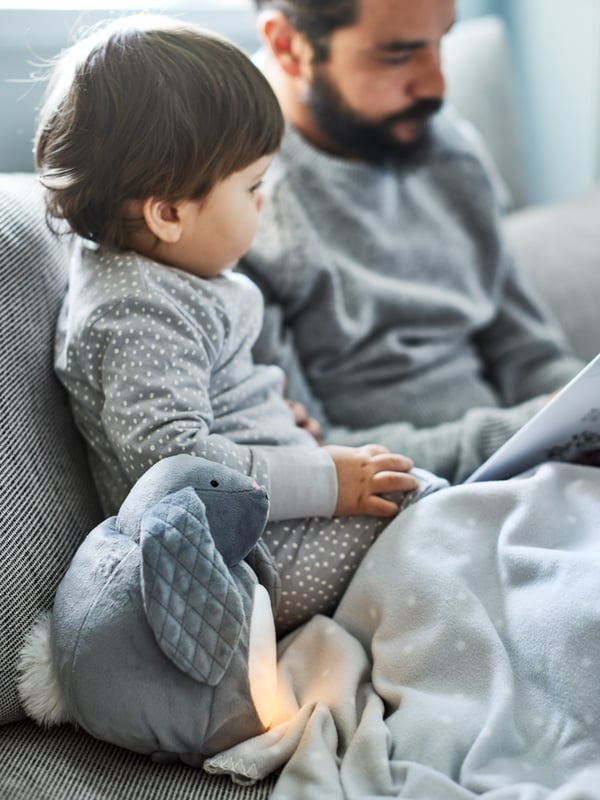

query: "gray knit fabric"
(239, 112), (583, 482)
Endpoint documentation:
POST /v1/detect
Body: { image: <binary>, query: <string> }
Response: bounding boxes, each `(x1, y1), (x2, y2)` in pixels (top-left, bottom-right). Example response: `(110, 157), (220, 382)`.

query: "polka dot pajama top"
(55, 241), (390, 633)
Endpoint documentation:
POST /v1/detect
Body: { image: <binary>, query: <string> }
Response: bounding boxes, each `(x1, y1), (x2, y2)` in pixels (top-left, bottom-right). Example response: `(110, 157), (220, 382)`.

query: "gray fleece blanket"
(205, 462), (600, 798)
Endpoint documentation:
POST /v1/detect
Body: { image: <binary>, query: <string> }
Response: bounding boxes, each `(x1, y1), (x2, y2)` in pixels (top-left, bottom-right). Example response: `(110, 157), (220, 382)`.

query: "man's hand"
(324, 443), (418, 518)
(286, 399), (322, 443)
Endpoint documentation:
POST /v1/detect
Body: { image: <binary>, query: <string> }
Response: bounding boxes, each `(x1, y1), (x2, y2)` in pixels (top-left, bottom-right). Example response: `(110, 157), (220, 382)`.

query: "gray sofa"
(1, 16), (600, 800)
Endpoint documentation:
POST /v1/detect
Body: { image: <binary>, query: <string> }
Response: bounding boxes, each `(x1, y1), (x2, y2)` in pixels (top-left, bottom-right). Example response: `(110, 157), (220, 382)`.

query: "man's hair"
(254, 0), (358, 61)
(35, 15), (284, 247)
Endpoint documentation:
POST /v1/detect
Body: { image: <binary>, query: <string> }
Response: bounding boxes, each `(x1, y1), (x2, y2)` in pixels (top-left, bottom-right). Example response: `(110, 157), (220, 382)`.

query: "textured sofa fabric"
(0, 174), (103, 724)
(0, 722), (276, 799)
(0, 172), (278, 797)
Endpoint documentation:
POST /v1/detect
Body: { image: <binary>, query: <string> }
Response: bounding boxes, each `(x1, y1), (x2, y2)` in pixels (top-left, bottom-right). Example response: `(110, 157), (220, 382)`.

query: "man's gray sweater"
(239, 112), (582, 482)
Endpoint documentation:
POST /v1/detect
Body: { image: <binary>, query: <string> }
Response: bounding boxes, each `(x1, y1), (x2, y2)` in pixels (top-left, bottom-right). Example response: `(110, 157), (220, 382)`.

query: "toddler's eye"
(250, 180), (263, 194)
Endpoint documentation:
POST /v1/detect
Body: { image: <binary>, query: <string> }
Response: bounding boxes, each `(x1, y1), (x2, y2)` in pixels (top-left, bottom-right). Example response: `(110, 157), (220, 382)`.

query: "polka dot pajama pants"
(262, 515), (388, 636)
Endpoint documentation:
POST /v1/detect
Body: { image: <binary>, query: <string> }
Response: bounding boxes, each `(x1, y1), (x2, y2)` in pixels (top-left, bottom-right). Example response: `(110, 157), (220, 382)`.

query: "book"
(466, 353), (600, 482)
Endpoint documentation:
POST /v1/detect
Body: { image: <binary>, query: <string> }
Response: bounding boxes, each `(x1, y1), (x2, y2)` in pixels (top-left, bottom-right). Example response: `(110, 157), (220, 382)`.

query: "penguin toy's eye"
(210, 480), (219, 487)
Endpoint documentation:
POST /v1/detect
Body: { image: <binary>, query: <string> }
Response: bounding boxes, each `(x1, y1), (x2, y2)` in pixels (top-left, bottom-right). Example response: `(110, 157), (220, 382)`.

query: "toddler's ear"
(142, 197), (183, 244)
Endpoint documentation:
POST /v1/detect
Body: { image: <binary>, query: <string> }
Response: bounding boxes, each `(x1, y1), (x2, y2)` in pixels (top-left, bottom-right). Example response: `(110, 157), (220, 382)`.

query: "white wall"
(0, 5), (259, 172)
(507, 0), (600, 203)
(458, 0), (497, 17)
(459, 0), (600, 204)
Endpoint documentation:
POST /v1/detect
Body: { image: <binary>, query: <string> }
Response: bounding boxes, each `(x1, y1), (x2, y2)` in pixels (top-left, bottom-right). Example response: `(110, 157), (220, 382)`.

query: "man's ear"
(142, 197), (183, 244)
(258, 10), (312, 78)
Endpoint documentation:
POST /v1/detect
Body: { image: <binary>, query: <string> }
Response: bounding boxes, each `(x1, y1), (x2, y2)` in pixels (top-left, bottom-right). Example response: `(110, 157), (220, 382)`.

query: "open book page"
(467, 353), (600, 482)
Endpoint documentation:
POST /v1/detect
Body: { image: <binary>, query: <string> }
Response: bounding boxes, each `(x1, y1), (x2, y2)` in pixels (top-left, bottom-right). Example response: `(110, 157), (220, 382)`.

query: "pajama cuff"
(260, 445), (338, 521)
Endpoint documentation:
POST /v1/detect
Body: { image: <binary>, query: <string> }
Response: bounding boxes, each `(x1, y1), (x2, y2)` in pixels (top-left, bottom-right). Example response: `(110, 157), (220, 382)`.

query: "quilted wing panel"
(139, 487), (245, 686)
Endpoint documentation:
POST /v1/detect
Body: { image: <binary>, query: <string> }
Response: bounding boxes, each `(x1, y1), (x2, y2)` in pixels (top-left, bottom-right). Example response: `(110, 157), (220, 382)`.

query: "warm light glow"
(247, 585), (278, 728)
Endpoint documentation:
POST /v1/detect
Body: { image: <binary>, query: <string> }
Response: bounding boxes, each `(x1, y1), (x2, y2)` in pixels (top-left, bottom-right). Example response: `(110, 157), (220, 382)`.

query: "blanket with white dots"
(206, 461), (600, 798)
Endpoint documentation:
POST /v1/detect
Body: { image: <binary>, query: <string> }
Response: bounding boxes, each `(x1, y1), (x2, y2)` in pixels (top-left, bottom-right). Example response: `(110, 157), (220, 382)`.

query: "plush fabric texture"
(206, 463), (600, 798)
(0, 173), (103, 724)
(46, 455), (277, 760)
(140, 490), (254, 684)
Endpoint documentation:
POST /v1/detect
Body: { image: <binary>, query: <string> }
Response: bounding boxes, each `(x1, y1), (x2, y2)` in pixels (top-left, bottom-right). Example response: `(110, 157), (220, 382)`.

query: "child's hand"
(286, 399), (322, 443)
(324, 444), (419, 518)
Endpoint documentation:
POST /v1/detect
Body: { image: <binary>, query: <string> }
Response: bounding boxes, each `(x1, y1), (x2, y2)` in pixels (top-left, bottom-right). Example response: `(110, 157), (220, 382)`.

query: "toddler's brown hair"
(35, 15), (284, 247)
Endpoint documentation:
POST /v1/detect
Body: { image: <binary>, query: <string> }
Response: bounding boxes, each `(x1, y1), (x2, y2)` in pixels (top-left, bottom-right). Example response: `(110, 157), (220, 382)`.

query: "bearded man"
(238, 0), (582, 482)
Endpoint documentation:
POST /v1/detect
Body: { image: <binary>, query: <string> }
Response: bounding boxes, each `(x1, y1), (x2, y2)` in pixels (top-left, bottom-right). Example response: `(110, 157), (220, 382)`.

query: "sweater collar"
(280, 123), (386, 185)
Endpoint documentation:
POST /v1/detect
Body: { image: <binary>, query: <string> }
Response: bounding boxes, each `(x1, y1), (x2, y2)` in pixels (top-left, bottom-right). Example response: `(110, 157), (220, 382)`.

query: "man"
(239, 0), (582, 483)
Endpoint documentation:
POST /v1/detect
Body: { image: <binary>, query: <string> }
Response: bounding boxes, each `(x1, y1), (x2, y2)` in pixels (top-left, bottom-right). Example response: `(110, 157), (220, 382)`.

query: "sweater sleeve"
(88, 294), (337, 521)
(473, 241), (583, 404)
(458, 115), (583, 401)
(324, 394), (549, 485)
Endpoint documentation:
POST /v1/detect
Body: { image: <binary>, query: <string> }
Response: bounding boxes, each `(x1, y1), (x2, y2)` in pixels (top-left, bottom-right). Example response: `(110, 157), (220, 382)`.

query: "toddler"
(37, 15), (422, 634)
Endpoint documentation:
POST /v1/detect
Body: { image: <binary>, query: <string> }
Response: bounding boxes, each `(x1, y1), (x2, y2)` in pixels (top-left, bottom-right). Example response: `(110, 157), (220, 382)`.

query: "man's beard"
(306, 66), (444, 166)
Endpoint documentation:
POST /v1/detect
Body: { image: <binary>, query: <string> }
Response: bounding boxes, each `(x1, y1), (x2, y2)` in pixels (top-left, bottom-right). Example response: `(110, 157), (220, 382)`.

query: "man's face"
(303, 0), (455, 163)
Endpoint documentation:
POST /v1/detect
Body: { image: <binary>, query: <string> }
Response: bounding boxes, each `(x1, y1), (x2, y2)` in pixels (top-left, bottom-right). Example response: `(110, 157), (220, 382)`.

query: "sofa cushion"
(504, 189), (600, 363)
(0, 173), (103, 724)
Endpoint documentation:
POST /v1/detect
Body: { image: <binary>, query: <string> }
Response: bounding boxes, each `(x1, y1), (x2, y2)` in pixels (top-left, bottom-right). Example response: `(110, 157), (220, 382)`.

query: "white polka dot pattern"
(55, 243), (318, 515)
(263, 515), (387, 635)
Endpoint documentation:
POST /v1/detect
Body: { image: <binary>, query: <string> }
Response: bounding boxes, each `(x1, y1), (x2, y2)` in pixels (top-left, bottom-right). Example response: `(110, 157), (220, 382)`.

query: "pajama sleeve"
(84, 293), (337, 521)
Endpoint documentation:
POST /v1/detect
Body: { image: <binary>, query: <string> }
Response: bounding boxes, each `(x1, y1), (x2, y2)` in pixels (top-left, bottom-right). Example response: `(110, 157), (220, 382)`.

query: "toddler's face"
(172, 155), (272, 278)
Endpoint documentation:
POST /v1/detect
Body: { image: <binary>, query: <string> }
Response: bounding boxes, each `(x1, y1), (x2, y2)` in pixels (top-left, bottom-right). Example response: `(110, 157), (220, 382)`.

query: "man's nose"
(408, 46), (445, 100)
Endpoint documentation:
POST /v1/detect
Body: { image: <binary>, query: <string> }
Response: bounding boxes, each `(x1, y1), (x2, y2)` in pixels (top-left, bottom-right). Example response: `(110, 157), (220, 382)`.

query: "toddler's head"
(35, 15), (284, 275)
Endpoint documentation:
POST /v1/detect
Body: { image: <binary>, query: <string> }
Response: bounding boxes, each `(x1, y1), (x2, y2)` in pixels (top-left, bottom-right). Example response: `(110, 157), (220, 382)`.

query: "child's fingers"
(371, 470), (419, 495)
(301, 416), (322, 442)
(371, 452), (414, 473)
(362, 494), (400, 518)
(286, 399), (308, 424)
(360, 443), (391, 457)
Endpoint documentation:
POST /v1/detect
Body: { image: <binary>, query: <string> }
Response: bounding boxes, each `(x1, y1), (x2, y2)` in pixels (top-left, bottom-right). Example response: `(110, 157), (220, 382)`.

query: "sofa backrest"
(443, 15), (528, 210)
(0, 173), (103, 724)
(504, 190), (600, 364)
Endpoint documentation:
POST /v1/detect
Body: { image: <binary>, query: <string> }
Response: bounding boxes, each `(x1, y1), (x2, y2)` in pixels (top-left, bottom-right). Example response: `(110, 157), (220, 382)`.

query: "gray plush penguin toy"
(17, 454), (279, 765)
